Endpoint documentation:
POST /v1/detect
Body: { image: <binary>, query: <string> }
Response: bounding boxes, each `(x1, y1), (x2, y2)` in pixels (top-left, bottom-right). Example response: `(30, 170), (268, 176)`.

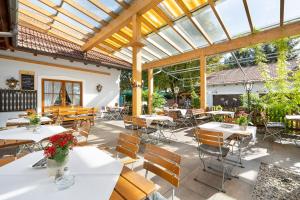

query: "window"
(42, 79), (82, 110)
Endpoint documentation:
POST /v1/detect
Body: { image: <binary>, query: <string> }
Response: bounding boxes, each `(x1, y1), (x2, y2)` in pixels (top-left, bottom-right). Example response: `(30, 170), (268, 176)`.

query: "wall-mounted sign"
(20, 70), (35, 90)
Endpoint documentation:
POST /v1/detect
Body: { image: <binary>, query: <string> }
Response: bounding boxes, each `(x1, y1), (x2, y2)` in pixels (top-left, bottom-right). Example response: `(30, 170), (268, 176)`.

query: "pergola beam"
(81, 0), (163, 51)
(143, 21), (300, 69)
(243, 0), (254, 33)
(208, 0), (231, 40)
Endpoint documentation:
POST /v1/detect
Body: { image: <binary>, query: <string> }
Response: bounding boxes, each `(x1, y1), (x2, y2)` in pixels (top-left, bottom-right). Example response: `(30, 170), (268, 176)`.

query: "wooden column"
(200, 53), (207, 109)
(131, 14), (143, 116)
(148, 69), (153, 114)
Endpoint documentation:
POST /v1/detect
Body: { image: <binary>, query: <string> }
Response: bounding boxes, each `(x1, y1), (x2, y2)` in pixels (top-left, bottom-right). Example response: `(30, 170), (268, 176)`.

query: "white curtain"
(44, 81), (52, 106)
(53, 82), (62, 105)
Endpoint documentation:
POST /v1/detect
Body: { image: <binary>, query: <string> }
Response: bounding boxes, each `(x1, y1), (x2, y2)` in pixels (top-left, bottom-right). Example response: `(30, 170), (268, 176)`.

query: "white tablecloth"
(6, 117), (52, 125)
(286, 115), (300, 120)
(0, 146), (122, 200)
(167, 109), (188, 116)
(139, 115), (173, 127)
(0, 125), (67, 142)
(205, 111), (235, 118)
(198, 122), (256, 140)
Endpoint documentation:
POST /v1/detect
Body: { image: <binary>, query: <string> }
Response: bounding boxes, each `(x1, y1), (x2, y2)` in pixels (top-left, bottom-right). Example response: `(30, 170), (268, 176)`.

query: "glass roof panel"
(147, 33), (179, 55)
(99, 0), (122, 13)
(31, 0), (57, 14)
(113, 51), (132, 63)
(120, 48), (132, 58)
(174, 17), (208, 48)
(182, 0), (208, 11)
(143, 9), (166, 28)
(284, 0), (300, 23)
(19, 4), (52, 24)
(141, 23), (152, 35)
(159, 27), (192, 52)
(57, 13), (93, 33)
(73, 0), (111, 22)
(105, 39), (121, 48)
(247, 0), (280, 30)
(52, 21), (86, 40)
(143, 39), (169, 59)
(215, 0), (250, 38)
(61, 2), (100, 29)
(142, 49), (158, 61)
(121, 26), (133, 37)
(112, 33), (129, 44)
(192, 5), (227, 43)
(159, 0), (184, 20)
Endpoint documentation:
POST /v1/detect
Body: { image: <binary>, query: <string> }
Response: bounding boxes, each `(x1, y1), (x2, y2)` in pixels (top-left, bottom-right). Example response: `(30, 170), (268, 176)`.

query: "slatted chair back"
(0, 155), (15, 167)
(168, 111), (179, 120)
(136, 117), (148, 128)
(194, 129), (224, 147)
(192, 108), (204, 116)
(123, 115), (133, 124)
(116, 133), (141, 159)
(77, 108), (89, 115)
(143, 144), (181, 188)
(78, 120), (91, 138)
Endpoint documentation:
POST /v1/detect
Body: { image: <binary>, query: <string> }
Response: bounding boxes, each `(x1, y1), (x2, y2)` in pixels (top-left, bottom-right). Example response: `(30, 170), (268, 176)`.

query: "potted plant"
(236, 115), (248, 131)
(29, 114), (41, 132)
(44, 133), (77, 176)
(215, 105), (223, 111)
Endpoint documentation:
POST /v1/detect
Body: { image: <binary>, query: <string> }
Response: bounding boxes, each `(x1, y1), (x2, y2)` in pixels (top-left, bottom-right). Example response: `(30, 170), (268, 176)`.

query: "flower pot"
(47, 156), (69, 177)
(239, 125), (247, 131)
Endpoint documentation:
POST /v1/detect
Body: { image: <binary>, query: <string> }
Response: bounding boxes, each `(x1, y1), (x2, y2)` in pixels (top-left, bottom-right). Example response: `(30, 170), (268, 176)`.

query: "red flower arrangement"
(44, 133), (77, 163)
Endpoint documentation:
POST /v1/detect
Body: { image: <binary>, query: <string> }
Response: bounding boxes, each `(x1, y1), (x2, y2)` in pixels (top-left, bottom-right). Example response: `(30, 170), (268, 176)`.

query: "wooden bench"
(110, 166), (156, 200)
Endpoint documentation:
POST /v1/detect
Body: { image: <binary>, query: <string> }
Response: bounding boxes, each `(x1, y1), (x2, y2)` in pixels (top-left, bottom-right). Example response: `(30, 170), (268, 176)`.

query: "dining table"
(0, 125), (67, 152)
(0, 146), (156, 200)
(198, 122), (257, 167)
(6, 116), (52, 127)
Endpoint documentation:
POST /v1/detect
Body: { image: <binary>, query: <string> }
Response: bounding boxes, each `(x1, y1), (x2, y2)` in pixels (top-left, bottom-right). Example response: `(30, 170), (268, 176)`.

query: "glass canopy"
(17, 0), (300, 65)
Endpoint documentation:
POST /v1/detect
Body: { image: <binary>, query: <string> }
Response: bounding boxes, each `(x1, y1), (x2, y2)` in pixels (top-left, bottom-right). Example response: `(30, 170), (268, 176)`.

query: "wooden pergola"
(17, 0), (300, 115)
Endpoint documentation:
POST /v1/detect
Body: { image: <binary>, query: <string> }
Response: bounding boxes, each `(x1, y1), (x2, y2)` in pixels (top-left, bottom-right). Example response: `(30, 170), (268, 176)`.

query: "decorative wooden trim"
(243, 0), (254, 33)
(81, 0), (164, 51)
(143, 21), (300, 69)
(0, 54), (111, 76)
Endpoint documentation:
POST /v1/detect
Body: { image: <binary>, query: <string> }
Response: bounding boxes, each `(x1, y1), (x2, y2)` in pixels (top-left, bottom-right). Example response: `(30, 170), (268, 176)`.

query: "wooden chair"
(261, 112), (285, 142)
(73, 120), (91, 146)
(194, 129), (231, 192)
(143, 144), (181, 200)
(0, 155), (16, 167)
(123, 115), (133, 130)
(116, 133), (141, 169)
(135, 118), (157, 143)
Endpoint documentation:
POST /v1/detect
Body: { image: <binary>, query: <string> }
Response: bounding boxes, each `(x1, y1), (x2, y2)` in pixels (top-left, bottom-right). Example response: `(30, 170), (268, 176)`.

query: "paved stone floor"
(1, 120), (299, 200)
(88, 120), (300, 200)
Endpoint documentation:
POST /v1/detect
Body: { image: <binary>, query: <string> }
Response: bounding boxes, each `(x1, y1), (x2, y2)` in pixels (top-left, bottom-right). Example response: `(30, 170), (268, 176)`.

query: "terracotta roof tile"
(207, 61), (299, 85)
(16, 26), (131, 69)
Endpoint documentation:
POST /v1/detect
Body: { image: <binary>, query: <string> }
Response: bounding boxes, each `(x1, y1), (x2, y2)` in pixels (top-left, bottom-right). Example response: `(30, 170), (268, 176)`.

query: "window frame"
(42, 78), (83, 111)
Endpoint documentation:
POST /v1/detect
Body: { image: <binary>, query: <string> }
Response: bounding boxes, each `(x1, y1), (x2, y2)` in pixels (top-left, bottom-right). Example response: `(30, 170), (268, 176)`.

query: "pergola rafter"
(242, 0), (254, 33)
(174, 0), (212, 45)
(208, 0), (231, 40)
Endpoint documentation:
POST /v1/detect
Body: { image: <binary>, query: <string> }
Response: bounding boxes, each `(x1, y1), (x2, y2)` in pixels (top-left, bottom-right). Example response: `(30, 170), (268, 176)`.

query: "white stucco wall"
(206, 82), (267, 107)
(0, 50), (122, 127)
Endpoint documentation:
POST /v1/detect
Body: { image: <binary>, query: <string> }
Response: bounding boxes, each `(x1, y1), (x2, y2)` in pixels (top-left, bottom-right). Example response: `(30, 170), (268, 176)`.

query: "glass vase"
(47, 155), (69, 177)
